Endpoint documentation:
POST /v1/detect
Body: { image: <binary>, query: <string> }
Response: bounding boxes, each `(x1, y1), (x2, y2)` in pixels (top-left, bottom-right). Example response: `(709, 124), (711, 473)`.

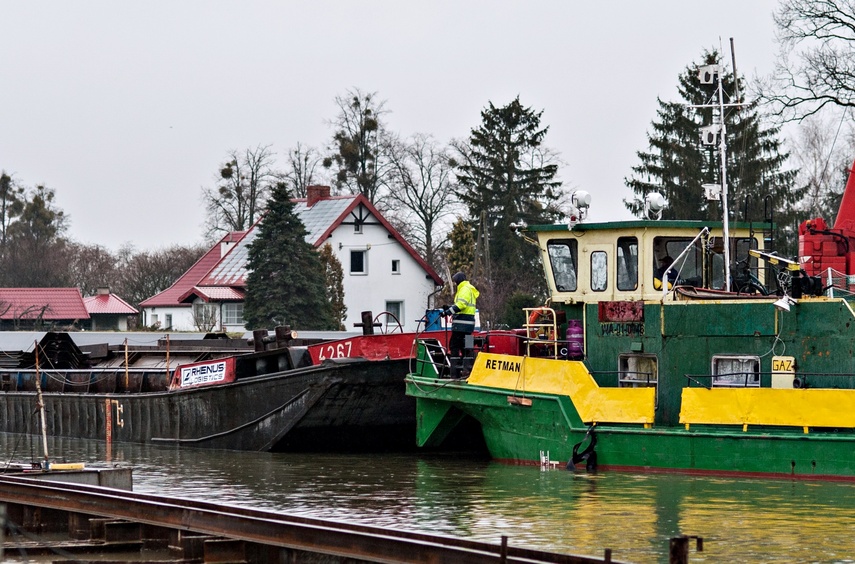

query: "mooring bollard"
(669, 535), (703, 564)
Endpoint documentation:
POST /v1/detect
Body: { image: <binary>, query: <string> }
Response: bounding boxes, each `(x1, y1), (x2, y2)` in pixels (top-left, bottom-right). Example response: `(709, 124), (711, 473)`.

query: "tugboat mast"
(715, 67), (732, 291)
(694, 38), (743, 291)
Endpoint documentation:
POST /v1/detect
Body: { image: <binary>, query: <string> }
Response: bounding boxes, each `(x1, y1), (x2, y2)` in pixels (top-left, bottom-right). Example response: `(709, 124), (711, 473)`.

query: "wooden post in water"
(124, 338), (129, 390)
(670, 535), (703, 564)
(105, 398), (113, 462)
(33, 341), (49, 468)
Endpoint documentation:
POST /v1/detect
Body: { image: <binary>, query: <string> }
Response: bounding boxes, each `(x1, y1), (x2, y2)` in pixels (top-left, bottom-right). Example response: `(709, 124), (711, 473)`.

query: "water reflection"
(2, 434), (855, 563)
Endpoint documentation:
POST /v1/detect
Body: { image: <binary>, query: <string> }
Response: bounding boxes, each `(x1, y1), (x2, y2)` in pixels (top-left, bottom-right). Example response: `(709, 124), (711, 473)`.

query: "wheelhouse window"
(591, 251), (608, 292)
(547, 239), (578, 292)
(713, 237), (760, 291)
(712, 355), (760, 387)
(619, 354), (658, 407)
(654, 235), (759, 290)
(617, 237), (638, 291)
(350, 249), (367, 275)
(653, 236), (703, 288)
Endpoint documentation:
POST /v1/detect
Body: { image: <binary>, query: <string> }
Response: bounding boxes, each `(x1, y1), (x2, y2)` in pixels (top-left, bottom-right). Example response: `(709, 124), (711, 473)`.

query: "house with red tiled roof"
(0, 288), (89, 330)
(138, 231), (245, 332)
(139, 186), (444, 332)
(83, 287), (139, 331)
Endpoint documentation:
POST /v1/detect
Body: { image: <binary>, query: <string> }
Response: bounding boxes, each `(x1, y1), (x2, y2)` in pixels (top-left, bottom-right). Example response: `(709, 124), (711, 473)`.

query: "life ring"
(528, 308), (555, 340)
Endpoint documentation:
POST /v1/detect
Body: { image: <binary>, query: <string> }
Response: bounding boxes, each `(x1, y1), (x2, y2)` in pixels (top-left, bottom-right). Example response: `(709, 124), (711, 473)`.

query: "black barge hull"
(0, 357), (412, 451)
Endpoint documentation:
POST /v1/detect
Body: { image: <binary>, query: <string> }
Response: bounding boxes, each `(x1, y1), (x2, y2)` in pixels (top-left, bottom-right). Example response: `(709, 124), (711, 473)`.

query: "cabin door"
(581, 243), (615, 301)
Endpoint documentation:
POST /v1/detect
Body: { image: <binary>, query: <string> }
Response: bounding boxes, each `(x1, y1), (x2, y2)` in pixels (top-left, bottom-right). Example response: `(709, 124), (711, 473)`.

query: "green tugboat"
(406, 157), (855, 480)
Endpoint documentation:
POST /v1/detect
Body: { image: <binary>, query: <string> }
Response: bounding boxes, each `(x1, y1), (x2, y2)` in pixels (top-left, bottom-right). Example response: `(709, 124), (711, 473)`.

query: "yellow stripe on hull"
(681, 388), (855, 428)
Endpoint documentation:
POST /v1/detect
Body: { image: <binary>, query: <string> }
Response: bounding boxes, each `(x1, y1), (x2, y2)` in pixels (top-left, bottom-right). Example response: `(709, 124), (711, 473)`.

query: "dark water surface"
(2, 434), (855, 563)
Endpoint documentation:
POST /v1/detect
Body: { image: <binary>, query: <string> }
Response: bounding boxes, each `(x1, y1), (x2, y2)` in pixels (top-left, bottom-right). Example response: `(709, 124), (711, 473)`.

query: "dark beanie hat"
(452, 272), (466, 284)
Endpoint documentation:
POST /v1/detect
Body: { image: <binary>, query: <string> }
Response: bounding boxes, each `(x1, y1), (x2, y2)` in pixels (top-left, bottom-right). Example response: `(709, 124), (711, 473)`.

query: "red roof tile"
(139, 231), (246, 308)
(177, 286), (245, 303)
(0, 288), (89, 320)
(83, 293), (138, 315)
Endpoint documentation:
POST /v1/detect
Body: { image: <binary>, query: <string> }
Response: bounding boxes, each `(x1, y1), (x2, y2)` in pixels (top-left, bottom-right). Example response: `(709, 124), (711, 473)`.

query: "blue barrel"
(566, 319), (584, 359)
(424, 309), (443, 331)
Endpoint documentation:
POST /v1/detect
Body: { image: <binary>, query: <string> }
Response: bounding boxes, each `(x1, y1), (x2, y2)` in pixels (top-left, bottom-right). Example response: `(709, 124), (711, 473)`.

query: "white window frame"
(392, 259), (401, 274)
(711, 355), (761, 387)
(222, 303), (244, 325)
(385, 300), (403, 323)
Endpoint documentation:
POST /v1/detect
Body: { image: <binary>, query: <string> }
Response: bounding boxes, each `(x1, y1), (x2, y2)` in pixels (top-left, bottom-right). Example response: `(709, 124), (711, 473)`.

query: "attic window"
(354, 222), (363, 234)
(392, 259), (400, 274)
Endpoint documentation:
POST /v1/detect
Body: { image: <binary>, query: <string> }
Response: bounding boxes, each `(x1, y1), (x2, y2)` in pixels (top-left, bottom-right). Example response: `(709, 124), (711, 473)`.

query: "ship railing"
(0, 367), (172, 393)
(524, 338), (577, 360)
(684, 371), (855, 390)
(590, 370), (657, 388)
(412, 338), (451, 379)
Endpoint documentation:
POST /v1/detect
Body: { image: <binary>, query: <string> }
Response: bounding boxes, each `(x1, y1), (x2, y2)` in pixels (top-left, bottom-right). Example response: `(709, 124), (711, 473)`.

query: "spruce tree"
(243, 183), (336, 330)
(625, 50), (799, 252)
(455, 97), (563, 317)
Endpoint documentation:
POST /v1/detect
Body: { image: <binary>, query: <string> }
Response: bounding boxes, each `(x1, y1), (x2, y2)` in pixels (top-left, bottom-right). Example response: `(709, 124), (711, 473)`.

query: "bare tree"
(791, 112), (855, 221)
(324, 88), (396, 205)
(388, 134), (458, 267)
(765, 0), (855, 120)
(65, 242), (118, 297)
(114, 244), (207, 308)
(192, 303), (218, 332)
(282, 143), (325, 198)
(202, 144), (278, 241)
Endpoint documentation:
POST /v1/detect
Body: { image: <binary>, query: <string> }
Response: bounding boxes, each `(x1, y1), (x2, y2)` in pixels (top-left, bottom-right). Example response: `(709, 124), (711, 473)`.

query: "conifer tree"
(625, 50), (799, 252)
(455, 97), (563, 318)
(439, 218), (477, 304)
(318, 242), (346, 330)
(243, 182), (336, 330)
(445, 217), (475, 277)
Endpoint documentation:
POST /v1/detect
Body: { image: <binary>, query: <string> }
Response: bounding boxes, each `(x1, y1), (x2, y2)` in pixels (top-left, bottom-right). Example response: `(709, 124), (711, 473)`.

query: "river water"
(2, 433), (854, 563)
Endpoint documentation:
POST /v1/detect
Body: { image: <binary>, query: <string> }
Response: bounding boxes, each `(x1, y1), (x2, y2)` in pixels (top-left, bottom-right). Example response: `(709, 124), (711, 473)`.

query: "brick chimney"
(307, 185), (331, 207)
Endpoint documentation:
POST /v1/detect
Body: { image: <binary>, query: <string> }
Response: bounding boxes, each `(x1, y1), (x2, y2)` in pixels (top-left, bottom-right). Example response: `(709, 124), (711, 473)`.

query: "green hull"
(406, 218), (855, 480)
(408, 376), (855, 480)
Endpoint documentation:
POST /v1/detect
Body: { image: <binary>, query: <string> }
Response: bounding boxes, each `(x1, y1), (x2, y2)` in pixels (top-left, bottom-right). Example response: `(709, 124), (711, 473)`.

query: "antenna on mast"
(690, 37), (744, 291)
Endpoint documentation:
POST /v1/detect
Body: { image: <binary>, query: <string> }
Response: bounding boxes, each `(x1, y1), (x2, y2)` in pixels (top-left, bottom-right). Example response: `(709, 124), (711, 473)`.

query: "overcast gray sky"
(1, 1), (782, 252)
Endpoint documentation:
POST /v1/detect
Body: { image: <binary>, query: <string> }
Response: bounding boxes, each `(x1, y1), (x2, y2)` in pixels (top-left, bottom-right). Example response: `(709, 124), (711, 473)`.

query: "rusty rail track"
(0, 475), (625, 563)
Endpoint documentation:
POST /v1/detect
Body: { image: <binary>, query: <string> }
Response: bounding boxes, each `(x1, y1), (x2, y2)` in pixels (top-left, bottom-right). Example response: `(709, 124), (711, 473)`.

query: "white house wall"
(324, 220), (440, 333)
(142, 306), (196, 332)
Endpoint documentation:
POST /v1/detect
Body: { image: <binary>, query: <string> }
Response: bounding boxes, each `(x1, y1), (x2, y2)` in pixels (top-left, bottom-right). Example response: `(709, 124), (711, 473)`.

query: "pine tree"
(243, 183), (336, 330)
(625, 50), (799, 251)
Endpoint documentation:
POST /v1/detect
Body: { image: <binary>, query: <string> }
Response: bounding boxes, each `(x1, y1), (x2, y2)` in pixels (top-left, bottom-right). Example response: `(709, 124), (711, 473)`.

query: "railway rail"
(0, 474), (629, 563)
